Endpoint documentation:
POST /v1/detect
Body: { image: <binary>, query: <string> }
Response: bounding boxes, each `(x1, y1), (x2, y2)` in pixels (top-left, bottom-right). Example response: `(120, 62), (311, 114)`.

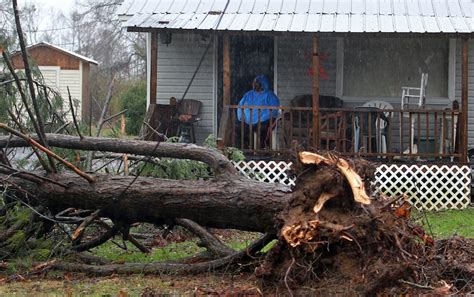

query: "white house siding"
(40, 67), (59, 88)
(155, 33), (215, 144)
(455, 39), (474, 148)
(59, 69), (82, 121)
(277, 36), (338, 105)
(36, 66), (82, 122)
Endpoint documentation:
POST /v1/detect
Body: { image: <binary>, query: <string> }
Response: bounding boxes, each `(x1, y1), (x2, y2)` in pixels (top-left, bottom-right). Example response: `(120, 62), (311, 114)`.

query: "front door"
(217, 35), (274, 137)
(230, 35), (274, 104)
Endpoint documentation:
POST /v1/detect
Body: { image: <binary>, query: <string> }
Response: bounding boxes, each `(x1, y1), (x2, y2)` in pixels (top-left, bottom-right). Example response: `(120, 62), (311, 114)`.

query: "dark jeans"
(235, 120), (270, 149)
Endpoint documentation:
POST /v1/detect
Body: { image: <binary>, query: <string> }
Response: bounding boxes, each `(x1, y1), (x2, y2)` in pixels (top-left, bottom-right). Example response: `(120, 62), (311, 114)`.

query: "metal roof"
(18, 42), (99, 65)
(118, 0), (473, 34)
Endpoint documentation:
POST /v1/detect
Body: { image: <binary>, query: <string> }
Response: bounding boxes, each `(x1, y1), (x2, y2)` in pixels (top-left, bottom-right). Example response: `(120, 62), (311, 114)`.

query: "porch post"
(223, 35), (231, 109)
(149, 32), (158, 106)
(461, 38), (469, 163)
(217, 35), (232, 147)
(312, 34), (320, 148)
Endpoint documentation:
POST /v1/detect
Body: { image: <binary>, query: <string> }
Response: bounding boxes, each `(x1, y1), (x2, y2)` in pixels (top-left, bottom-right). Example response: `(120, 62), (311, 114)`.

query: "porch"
(222, 104), (464, 162)
(119, 0), (473, 210)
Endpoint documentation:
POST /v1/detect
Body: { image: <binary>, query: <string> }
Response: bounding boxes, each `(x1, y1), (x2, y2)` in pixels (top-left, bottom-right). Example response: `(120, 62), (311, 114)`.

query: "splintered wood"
(299, 152), (370, 205)
(282, 152), (371, 247)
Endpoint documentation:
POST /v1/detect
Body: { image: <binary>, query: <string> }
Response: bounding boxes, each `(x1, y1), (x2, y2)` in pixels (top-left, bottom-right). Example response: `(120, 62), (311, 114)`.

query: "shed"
(11, 42), (98, 122)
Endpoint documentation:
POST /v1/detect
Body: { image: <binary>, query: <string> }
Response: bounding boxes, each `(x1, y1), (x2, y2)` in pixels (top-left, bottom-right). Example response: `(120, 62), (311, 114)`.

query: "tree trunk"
(6, 173), (290, 232)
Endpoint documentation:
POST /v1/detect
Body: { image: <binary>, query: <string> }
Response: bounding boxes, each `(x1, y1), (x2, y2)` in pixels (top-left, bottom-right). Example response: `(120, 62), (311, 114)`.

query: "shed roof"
(14, 42), (99, 65)
(118, 0), (473, 34)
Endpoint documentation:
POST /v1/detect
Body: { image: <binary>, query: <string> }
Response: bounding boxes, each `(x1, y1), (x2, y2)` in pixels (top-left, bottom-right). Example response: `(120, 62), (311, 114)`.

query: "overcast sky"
(19, 0), (77, 30)
(16, 0), (81, 47)
(21, 0), (76, 14)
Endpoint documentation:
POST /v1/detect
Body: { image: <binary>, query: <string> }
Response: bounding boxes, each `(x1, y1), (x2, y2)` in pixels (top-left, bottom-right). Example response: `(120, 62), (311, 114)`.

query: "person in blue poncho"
(236, 75), (280, 149)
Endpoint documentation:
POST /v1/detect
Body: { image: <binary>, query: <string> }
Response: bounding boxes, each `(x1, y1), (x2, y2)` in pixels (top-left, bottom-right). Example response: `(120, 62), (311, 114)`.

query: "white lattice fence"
(233, 160), (471, 211)
(374, 165), (471, 211)
(232, 161), (295, 186)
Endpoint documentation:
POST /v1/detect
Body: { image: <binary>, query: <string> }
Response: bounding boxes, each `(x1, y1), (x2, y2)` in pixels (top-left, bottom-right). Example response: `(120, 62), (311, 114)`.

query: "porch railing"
(223, 105), (462, 162)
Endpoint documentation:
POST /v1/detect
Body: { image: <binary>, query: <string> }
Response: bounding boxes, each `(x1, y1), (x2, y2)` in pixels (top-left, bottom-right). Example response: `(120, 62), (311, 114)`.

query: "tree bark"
(4, 172), (290, 233)
(0, 134), (237, 174)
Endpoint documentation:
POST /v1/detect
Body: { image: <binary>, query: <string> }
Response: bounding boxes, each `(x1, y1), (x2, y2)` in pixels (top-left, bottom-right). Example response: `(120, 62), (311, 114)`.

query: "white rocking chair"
(400, 73), (428, 154)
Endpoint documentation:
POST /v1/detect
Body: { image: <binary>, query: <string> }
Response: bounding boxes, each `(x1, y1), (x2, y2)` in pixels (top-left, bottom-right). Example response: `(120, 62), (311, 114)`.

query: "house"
(117, 0), (473, 211)
(11, 42), (98, 122)
(118, 0), (472, 160)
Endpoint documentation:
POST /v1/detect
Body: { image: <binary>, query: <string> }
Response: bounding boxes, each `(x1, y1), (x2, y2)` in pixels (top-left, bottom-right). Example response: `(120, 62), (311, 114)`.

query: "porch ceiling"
(118, 0), (472, 34)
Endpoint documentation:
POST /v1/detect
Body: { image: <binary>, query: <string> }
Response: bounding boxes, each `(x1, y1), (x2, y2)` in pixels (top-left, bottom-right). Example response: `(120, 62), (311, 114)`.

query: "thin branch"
(284, 257), (295, 297)
(176, 218), (235, 257)
(127, 234), (151, 253)
(71, 225), (119, 252)
(50, 232), (274, 276)
(1, 52), (52, 173)
(94, 73), (117, 137)
(0, 123), (95, 183)
(86, 73), (117, 170)
(0, 78), (15, 86)
(103, 109), (128, 124)
(67, 86), (83, 140)
(71, 209), (101, 241)
(144, 121), (168, 141)
(12, 0), (56, 171)
(22, 122), (71, 161)
(398, 279), (435, 290)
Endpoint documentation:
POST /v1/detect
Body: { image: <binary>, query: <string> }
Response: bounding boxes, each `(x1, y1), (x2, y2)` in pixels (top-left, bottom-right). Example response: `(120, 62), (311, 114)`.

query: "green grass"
(92, 240), (205, 263)
(416, 208), (474, 238)
(0, 274), (257, 296)
(92, 232), (276, 263)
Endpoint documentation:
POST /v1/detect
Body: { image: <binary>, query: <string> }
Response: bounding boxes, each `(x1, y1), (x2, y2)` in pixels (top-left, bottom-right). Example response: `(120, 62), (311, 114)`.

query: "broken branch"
(0, 124), (95, 183)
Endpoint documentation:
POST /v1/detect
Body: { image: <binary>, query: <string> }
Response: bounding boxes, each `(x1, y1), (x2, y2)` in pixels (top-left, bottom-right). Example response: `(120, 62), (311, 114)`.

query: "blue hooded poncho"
(237, 75), (280, 125)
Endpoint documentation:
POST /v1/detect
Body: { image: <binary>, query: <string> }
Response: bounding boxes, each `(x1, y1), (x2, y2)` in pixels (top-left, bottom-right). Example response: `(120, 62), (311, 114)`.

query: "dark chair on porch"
(283, 95), (349, 150)
(176, 99), (202, 143)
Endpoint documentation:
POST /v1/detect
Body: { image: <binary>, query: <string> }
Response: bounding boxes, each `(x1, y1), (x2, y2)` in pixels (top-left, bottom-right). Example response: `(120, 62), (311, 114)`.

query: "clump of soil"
(256, 155), (473, 295)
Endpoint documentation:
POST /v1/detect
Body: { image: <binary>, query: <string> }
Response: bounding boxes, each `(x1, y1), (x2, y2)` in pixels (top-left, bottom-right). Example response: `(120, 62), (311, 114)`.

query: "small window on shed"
(343, 37), (448, 98)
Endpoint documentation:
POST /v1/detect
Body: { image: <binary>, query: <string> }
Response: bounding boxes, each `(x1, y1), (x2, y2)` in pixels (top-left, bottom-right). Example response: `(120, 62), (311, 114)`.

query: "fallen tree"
(1, 5), (472, 293)
(0, 134), (472, 294)
(0, 134), (290, 232)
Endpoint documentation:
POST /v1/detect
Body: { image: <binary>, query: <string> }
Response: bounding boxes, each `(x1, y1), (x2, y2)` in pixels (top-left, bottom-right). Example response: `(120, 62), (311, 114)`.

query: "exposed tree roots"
(254, 152), (473, 295)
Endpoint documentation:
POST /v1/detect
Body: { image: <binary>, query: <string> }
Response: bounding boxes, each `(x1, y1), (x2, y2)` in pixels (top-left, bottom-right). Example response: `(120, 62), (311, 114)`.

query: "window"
(343, 37), (448, 98)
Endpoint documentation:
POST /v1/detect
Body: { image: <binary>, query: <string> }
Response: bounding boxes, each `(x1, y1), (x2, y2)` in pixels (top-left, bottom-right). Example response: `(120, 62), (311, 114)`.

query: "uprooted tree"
(1, 1), (473, 295)
(1, 134), (473, 294)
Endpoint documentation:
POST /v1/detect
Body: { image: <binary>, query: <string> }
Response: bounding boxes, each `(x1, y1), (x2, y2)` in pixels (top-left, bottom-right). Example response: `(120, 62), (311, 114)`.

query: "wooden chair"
(319, 111), (348, 151)
(283, 95), (348, 150)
